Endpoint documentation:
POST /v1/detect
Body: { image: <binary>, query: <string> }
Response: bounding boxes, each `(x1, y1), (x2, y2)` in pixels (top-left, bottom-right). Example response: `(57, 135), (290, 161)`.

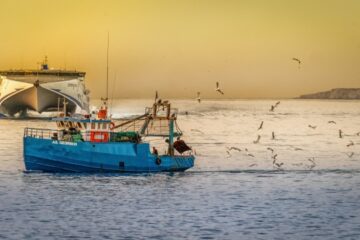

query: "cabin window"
(102, 123), (107, 130)
(56, 122), (61, 128)
(60, 121), (65, 127)
(98, 123), (101, 129)
(91, 122), (95, 129)
(77, 122), (82, 129)
(83, 123), (87, 129)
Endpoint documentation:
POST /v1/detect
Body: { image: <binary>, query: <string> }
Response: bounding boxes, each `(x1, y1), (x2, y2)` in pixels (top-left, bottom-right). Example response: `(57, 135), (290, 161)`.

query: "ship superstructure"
(0, 57), (90, 117)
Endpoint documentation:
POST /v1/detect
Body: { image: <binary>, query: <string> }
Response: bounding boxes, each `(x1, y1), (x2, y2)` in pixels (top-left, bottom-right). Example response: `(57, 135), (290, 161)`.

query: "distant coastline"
(298, 88), (360, 100)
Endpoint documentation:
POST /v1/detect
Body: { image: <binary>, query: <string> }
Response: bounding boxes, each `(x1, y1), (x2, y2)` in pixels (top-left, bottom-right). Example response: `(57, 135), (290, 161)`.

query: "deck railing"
(24, 127), (141, 143)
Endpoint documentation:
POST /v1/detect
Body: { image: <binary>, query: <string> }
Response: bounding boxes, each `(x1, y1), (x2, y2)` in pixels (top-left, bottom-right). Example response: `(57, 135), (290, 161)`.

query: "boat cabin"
(53, 117), (113, 143)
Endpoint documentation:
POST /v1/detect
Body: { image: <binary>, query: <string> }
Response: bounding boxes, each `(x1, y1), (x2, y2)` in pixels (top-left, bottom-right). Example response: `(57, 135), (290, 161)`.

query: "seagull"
(196, 92), (201, 103)
(226, 150), (231, 158)
(346, 152), (354, 158)
(253, 135), (261, 144)
(292, 57), (301, 68)
(272, 154), (278, 164)
(274, 162), (284, 168)
(308, 125), (317, 129)
(215, 82), (224, 95)
(245, 148), (249, 152)
(247, 153), (255, 157)
(270, 101), (281, 112)
(339, 129), (343, 138)
(272, 131), (276, 140)
(248, 163), (257, 167)
(328, 121), (336, 124)
(228, 147), (241, 152)
(346, 141), (355, 147)
(294, 147), (303, 151)
(267, 147), (274, 153)
(258, 121), (264, 130)
(307, 157), (316, 170)
(308, 157), (316, 164)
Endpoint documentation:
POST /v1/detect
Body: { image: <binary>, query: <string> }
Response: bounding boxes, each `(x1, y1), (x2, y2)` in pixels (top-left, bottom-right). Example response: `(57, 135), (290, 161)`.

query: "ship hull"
(23, 137), (195, 173)
(0, 70), (89, 117)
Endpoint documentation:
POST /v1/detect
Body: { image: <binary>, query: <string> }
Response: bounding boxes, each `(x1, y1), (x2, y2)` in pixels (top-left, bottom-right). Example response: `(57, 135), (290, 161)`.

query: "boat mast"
(98, 33), (110, 119)
(106, 32), (109, 100)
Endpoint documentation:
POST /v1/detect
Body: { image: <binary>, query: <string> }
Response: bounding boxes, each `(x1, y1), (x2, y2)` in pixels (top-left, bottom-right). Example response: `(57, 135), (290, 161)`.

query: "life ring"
(155, 157), (161, 165)
(109, 122), (115, 130)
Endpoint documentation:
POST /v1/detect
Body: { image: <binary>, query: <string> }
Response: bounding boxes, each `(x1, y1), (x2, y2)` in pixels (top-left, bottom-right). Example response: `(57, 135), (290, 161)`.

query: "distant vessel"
(0, 56), (90, 117)
(23, 100), (195, 172)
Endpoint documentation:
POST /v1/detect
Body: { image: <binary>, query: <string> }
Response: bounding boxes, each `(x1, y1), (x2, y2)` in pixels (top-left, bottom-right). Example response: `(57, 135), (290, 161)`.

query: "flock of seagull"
(195, 58), (302, 103)
(223, 101), (358, 170)
(158, 57), (359, 170)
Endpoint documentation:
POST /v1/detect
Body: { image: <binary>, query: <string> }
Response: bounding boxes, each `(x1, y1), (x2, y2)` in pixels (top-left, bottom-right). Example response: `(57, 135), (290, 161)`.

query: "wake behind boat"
(23, 100), (195, 173)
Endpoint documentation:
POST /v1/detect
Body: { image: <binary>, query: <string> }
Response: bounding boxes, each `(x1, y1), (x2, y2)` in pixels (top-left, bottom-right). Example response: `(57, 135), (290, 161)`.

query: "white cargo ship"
(0, 57), (90, 117)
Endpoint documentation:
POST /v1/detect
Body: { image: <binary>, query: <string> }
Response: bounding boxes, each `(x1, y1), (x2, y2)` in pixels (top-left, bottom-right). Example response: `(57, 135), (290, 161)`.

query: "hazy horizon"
(0, 0), (359, 99)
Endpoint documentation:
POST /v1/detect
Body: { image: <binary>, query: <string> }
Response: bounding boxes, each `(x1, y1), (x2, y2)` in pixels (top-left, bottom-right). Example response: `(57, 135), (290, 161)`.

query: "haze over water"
(1, 100), (360, 239)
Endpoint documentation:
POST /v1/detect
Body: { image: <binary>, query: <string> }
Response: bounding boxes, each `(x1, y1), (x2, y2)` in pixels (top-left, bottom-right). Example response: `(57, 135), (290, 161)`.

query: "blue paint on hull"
(23, 137), (195, 173)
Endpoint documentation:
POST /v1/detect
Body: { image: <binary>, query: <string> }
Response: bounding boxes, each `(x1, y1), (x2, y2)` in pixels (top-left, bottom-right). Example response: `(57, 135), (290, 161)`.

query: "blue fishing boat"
(23, 100), (195, 172)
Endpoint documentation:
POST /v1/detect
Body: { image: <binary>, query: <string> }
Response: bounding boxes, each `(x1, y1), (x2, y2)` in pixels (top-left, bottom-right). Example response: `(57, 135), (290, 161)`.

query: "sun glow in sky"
(0, 0), (359, 99)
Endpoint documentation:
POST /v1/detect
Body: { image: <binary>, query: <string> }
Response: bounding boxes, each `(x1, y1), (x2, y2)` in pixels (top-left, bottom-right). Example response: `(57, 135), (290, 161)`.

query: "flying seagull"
(269, 101), (280, 112)
(226, 150), (232, 158)
(308, 125), (317, 129)
(267, 147), (274, 153)
(215, 82), (224, 95)
(274, 162), (284, 168)
(292, 58), (301, 68)
(346, 141), (355, 147)
(253, 135), (261, 144)
(196, 92), (201, 103)
(272, 131), (276, 140)
(227, 147), (241, 152)
(247, 153), (255, 157)
(272, 154), (278, 163)
(258, 121), (264, 130)
(307, 157), (316, 170)
(328, 121), (336, 124)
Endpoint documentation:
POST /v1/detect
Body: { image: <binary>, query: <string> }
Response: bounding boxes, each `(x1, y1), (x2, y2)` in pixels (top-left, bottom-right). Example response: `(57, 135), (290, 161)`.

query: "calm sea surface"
(1, 100), (360, 239)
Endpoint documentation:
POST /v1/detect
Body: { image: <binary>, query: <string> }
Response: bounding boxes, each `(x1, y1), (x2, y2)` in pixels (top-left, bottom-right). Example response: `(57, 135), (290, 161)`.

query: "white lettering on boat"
(52, 141), (77, 146)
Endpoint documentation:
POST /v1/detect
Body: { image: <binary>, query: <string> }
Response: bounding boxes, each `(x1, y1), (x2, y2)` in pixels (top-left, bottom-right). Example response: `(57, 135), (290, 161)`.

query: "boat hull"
(23, 137), (195, 173)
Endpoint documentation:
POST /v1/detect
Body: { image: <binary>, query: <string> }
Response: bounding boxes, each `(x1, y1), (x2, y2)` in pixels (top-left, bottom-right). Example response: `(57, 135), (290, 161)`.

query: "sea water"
(0, 100), (360, 239)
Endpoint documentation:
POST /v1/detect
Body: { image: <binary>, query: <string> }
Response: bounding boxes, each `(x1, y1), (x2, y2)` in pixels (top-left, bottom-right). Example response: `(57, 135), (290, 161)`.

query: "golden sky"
(0, 0), (359, 99)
